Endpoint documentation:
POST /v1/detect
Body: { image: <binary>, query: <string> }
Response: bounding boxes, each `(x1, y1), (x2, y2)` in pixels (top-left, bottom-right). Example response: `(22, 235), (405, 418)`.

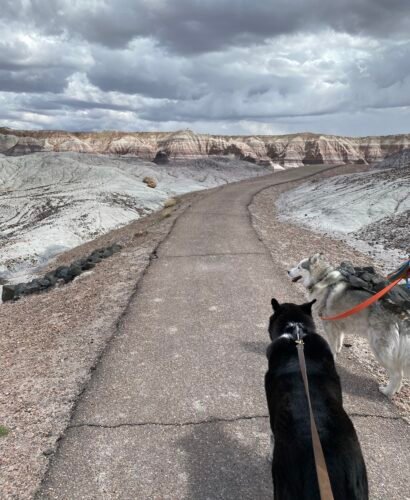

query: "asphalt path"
(37, 165), (409, 499)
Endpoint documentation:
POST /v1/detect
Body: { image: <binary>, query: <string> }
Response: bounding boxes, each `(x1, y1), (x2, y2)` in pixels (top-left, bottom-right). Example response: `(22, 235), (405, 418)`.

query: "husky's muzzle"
(287, 270), (302, 283)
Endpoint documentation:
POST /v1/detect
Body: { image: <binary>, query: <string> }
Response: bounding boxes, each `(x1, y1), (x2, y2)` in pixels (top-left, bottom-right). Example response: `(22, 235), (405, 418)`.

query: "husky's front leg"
(321, 321), (344, 358)
(379, 368), (403, 398)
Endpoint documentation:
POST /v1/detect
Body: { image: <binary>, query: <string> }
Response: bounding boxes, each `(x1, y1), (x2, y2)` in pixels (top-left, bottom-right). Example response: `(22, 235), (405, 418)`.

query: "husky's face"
(288, 253), (324, 288)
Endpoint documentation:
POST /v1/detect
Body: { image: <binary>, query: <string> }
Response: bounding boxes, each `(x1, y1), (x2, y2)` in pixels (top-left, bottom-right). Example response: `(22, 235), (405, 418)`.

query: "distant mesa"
(0, 127), (409, 168)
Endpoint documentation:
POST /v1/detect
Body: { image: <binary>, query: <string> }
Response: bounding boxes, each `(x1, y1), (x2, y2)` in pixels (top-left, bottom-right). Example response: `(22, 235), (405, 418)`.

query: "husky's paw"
(379, 384), (394, 399)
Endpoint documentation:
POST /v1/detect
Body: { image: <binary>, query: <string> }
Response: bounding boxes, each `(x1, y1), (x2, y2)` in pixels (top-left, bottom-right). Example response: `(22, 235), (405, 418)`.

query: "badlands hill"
(1, 128), (410, 168)
(277, 163), (410, 263)
(0, 153), (271, 283)
(376, 148), (410, 169)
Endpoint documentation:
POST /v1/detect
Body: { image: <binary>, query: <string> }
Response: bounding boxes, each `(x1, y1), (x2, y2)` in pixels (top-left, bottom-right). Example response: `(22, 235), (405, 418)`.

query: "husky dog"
(288, 253), (410, 398)
(265, 298), (368, 500)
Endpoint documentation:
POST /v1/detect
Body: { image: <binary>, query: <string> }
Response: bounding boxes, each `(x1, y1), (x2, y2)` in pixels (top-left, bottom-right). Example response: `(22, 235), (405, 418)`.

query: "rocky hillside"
(0, 153), (271, 283)
(376, 148), (410, 169)
(277, 165), (410, 264)
(1, 128), (410, 167)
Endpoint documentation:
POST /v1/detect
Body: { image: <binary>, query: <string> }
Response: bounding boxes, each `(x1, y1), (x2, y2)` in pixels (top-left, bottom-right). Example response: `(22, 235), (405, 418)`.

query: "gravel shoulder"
(249, 164), (410, 421)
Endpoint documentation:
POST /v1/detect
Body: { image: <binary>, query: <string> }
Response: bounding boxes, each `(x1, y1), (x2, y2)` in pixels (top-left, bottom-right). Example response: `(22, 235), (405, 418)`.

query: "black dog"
(265, 298), (368, 500)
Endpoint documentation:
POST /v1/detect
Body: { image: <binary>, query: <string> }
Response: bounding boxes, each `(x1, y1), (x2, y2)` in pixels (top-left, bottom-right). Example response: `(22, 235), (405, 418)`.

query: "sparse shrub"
(0, 425), (9, 437)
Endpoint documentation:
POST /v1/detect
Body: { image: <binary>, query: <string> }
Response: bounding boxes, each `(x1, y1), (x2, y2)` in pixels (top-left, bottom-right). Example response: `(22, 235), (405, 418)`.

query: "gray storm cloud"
(0, 0), (409, 135)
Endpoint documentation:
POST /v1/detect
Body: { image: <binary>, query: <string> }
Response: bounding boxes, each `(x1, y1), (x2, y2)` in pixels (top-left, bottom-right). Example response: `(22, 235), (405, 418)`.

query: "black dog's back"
(265, 299), (368, 500)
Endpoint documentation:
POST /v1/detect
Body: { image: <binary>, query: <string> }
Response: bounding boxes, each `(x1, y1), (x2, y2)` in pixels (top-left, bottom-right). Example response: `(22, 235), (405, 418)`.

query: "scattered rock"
(14, 283), (27, 299)
(44, 272), (58, 286)
(161, 209), (173, 219)
(2, 243), (123, 302)
(68, 264), (82, 279)
(2, 285), (15, 302)
(163, 198), (177, 208)
(24, 281), (42, 294)
(82, 259), (96, 271)
(143, 176), (157, 188)
(133, 231), (147, 240)
(111, 243), (122, 253)
(100, 248), (114, 258)
(54, 266), (71, 283)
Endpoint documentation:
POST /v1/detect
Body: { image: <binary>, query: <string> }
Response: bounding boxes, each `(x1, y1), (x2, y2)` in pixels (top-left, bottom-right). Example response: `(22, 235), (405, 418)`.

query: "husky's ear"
(310, 253), (324, 265)
(300, 299), (317, 315)
(271, 298), (281, 312)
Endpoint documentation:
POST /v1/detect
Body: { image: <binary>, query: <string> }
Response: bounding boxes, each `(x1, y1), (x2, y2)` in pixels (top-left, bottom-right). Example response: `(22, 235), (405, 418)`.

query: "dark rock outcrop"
(2, 243), (122, 302)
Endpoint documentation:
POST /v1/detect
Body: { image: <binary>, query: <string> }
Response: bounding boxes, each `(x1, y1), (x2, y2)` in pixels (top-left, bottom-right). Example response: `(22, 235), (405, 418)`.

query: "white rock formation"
(0, 153), (270, 282)
(277, 166), (410, 266)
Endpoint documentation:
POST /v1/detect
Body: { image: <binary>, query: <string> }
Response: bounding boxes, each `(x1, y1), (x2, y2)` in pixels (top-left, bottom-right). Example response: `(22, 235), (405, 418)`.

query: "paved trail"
(38, 165), (409, 499)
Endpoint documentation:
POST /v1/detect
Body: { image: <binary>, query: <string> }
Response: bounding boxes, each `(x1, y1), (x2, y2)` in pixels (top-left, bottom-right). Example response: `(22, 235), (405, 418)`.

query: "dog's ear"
(300, 299), (317, 315)
(310, 254), (319, 264)
(310, 253), (323, 265)
(271, 298), (281, 312)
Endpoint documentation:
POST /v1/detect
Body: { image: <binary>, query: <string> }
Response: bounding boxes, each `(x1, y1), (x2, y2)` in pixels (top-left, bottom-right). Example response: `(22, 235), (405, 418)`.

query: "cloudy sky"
(1, 0), (410, 136)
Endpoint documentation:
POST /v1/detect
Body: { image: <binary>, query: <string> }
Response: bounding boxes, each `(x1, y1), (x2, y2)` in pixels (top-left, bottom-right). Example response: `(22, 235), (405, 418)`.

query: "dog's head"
(268, 297), (316, 341)
(287, 253), (327, 289)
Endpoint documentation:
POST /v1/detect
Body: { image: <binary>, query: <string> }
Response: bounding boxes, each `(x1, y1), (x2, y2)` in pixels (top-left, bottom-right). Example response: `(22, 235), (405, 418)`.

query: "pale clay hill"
(0, 153), (271, 284)
(1, 128), (410, 167)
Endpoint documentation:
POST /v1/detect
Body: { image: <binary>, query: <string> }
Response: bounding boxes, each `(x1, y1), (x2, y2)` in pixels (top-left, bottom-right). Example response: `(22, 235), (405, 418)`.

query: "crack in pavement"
(68, 412), (402, 433)
(349, 412), (403, 421)
(162, 251), (267, 258)
(68, 414), (270, 430)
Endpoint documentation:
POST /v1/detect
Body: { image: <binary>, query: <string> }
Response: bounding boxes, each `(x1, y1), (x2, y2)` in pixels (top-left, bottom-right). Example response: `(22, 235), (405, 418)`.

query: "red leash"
(320, 259), (410, 321)
(320, 276), (403, 321)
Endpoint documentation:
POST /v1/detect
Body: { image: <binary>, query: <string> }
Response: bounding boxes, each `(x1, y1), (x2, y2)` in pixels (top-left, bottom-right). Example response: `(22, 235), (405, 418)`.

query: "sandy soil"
(249, 164), (410, 422)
